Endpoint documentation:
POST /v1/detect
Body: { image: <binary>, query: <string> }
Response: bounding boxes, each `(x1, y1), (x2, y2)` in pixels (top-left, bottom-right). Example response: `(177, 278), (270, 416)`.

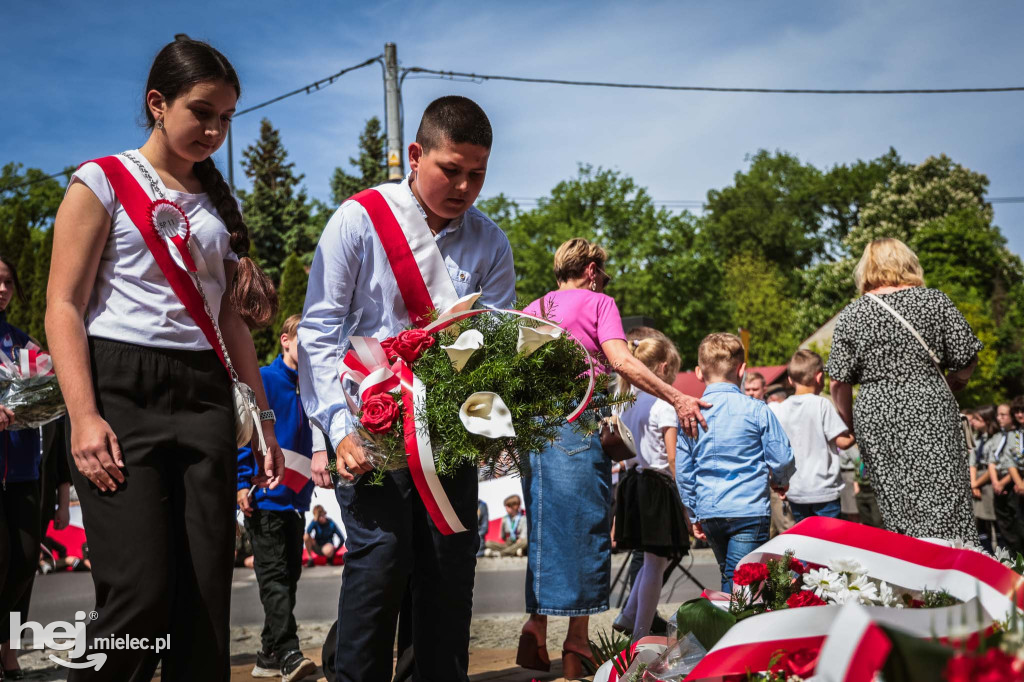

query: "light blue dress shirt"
(297, 179), (516, 449)
(675, 382), (795, 522)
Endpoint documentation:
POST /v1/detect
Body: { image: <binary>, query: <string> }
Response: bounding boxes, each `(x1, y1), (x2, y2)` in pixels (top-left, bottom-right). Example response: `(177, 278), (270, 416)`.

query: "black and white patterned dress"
(826, 287), (983, 542)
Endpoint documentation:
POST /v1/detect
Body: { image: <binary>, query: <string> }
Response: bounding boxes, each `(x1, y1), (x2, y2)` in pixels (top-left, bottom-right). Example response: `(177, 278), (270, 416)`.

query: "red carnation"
(732, 562), (769, 586)
(391, 329), (436, 363)
(787, 591), (826, 609)
(360, 393), (400, 434)
(789, 557), (809, 575)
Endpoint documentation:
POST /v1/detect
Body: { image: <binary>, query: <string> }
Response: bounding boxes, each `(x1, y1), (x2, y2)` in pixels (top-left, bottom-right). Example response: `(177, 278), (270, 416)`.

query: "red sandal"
(515, 630), (551, 672)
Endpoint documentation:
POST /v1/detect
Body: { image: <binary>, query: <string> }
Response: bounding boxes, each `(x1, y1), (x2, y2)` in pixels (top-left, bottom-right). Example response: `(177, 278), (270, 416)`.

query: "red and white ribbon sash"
(349, 185), (459, 328)
(594, 636), (670, 682)
(338, 295), (597, 535)
(684, 599), (990, 681)
(738, 517), (1024, 620)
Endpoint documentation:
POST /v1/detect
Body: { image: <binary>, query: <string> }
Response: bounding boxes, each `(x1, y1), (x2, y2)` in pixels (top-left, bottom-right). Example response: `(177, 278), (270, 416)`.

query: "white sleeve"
(68, 162), (117, 217)
(822, 398), (849, 442)
(310, 420), (327, 453)
(650, 399), (679, 431)
(297, 202), (368, 448)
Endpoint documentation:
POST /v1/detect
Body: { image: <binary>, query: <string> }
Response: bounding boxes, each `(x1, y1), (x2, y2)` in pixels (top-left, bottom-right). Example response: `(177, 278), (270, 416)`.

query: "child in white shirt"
(769, 350), (855, 523)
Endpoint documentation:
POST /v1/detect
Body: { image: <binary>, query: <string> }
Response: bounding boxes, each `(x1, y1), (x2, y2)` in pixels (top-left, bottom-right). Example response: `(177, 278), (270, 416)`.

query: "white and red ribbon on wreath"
(339, 292), (596, 536)
(0, 341), (54, 379)
(667, 518), (1024, 681)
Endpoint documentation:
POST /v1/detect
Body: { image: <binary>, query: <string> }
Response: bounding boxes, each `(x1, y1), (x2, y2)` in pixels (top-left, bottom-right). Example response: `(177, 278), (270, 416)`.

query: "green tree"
(274, 252), (308, 337)
(238, 118), (316, 284)
(330, 117), (387, 205)
(723, 253), (799, 366)
(489, 166), (730, 367)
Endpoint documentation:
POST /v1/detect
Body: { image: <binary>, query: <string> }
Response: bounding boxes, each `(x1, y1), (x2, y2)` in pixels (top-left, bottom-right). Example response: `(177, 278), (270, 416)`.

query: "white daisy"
(995, 546), (1013, 565)
(840, 574), (879, 605)
(802, 568), (847, 599)
(829, 558), (866, 576)
(876, 581), (898, 607)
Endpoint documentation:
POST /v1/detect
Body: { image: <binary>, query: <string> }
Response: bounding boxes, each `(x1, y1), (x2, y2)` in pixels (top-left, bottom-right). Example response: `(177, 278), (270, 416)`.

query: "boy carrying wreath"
(297, 96), (515, 682)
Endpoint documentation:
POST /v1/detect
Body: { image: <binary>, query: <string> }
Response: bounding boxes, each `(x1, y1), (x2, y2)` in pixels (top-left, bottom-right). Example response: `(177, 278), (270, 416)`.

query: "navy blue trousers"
(333, 465), (479, 682)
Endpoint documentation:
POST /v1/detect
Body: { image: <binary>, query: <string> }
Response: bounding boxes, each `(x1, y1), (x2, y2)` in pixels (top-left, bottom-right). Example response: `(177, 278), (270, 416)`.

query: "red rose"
(360, 393), (400, 434)
(380, 337), (399, 362)
(391, 329), (436, 363)
(732, 562), (769, 586)
(782, 647), (819, 677)
(944, 654), (975, 682)
(789, 557), (809, 575)
(787, 591), (826, 608)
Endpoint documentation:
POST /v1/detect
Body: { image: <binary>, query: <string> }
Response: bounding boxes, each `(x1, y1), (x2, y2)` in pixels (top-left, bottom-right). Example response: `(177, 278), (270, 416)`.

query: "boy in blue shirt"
(676, 333), (795, 591)
(304, 504), (345, 566)
(237, 315), (325, 682)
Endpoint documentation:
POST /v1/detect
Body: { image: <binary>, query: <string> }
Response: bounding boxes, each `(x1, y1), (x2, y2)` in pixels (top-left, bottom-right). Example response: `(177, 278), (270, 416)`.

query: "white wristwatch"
(259, 409), (276, 423)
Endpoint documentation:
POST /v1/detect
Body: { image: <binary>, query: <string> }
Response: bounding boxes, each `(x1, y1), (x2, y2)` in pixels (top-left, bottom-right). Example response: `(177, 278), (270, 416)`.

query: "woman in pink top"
(515, 238), (710, 677)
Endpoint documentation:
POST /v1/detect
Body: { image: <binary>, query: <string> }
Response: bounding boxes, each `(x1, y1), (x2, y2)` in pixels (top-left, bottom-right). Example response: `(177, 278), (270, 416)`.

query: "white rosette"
(441, 330), (484, 372)
(459, 392), (516, 438)
(516, 325), (563, 357)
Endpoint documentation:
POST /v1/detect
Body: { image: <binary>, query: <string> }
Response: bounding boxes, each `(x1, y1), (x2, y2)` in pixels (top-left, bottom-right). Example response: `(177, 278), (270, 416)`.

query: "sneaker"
(483, 548), (498, 558)
(251, 650), (279, 678)
(280, 650), (317, 682)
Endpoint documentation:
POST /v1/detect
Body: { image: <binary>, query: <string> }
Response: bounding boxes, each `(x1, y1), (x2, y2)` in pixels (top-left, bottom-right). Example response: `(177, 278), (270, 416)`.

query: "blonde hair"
(313, 505), (326, 518)
(553, 238), (607, 284)
(623, 336), (681, 387)
(853, 238), (925, 294)
(698, 333), (744, 379)
(787, 349), (824, 387)
(280, 313), (301, 339)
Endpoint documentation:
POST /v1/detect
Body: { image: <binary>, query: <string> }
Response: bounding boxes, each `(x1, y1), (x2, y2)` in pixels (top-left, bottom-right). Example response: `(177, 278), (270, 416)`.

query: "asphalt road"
(26, 553), (722, 628)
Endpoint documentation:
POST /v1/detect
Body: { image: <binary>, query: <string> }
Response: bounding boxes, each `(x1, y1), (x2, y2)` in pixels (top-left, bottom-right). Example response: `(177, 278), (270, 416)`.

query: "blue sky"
(4, 1), (1023, 254)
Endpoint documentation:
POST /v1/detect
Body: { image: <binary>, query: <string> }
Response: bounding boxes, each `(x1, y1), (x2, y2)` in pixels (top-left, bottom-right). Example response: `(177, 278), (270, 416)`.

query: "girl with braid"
(46, 37), (284, 681)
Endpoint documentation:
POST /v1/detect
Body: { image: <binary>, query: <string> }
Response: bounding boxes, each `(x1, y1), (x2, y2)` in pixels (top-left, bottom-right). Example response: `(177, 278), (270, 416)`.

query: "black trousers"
(245, 508), (304, 658)
(68, 338), (236, 681)
(333, 464), (479, 682)
(0, 480), (41, 642)
(993, 491), (1024, 556)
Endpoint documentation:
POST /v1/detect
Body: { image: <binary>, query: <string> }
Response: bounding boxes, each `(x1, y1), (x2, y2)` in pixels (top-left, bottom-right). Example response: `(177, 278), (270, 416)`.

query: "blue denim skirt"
(522, 422), (612, 616)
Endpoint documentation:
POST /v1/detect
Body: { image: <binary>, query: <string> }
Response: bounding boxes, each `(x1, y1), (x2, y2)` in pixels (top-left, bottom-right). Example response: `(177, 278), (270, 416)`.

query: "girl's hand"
(673, 393), (712, 439)
(0, 405), (15, 432)
(55, 502), (71, 530)
(260, 425), (284, 489)
(972, 486), (983, 499)
(70, 414), (125, 492)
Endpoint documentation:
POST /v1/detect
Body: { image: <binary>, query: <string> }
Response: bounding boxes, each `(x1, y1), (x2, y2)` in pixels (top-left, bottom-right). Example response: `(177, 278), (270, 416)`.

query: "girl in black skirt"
(46, 37), (284, 681)
(613, 337), (690, 639)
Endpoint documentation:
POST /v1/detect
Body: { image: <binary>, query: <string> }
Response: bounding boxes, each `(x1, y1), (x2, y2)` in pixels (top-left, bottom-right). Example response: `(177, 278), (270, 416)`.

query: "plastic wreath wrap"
(0, 346), (66, 430)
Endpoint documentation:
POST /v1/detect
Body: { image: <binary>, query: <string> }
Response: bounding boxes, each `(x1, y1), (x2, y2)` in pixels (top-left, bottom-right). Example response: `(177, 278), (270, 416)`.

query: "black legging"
(0, 480), (42, 642)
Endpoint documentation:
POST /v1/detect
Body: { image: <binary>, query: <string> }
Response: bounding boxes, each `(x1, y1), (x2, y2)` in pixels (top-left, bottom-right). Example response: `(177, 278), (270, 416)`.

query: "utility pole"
(384, 42), (404, 180)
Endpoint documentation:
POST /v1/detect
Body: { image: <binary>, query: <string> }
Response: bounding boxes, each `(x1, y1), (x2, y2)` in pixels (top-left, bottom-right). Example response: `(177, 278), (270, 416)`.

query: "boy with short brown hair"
(768, 350), (855, 523)
(676, 333), (794, 591)
(298, 96), (515, 681)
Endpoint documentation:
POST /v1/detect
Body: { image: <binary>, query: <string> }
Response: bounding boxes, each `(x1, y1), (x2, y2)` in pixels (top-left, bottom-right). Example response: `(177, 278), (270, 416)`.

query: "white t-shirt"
(636, 398), (679, 477)
(70, 152), (238, 351)
(768, 394), (848, 503)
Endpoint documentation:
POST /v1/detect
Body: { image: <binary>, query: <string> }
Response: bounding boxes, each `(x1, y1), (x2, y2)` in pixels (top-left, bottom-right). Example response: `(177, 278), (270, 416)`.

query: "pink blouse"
(523, 289), (627, 372)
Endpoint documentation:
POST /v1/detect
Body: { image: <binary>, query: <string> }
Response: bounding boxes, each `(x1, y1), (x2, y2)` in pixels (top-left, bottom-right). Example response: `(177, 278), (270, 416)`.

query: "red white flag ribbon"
(739, 517), (1024, 620)
(281, 448), (313, 494)
(0, 343), (55, 379)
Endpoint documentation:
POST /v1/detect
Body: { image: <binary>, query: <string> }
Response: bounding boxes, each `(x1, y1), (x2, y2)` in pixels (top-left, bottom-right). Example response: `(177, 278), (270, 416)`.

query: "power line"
(235, 55), (381, 117)
(403, 67), (1024, 95)
(492, 196), (1024, 208)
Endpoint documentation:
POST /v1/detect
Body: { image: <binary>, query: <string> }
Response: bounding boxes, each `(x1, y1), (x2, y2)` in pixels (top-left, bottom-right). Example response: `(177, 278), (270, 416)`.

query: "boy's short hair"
(698, 333), (744, 378)
(280, 313), (301, 339)
(788, 349), (824, 387)
(553, 238), (607, 283)
(745, 371), (765, 385)
(313, 505), (326, 518)
(503, 494), (521, 507)
(416, 96), (492, 152)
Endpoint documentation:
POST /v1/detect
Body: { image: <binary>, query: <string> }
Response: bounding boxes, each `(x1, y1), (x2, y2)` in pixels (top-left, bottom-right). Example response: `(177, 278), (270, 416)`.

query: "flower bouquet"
(0, 345), (66, 430)
(331, 300), (628, 487)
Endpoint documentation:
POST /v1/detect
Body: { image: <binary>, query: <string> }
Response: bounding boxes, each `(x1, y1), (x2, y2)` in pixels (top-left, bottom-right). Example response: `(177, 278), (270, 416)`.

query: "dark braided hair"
(145, 36), (277, 328)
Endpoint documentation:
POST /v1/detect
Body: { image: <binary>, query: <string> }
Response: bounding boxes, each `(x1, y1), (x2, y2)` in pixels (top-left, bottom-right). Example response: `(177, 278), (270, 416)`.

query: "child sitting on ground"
(768, 350), (855, 523)
(484, 495), (527, 557)
(676, 333), (795, 591)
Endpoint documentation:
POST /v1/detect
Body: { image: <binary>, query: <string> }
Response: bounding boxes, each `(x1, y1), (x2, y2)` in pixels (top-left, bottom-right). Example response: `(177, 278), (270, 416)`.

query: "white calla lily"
(459, 392), (516, 439)
(442, 330), (484, 372)
(517, 325), (563, 357)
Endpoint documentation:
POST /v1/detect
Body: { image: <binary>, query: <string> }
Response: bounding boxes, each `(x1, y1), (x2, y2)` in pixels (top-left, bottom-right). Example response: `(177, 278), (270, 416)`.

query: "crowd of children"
(966, 399), (1024, 557)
